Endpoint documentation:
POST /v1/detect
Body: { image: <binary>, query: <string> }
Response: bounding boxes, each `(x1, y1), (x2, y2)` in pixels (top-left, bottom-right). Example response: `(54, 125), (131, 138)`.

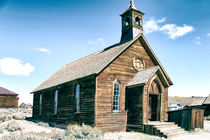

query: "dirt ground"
(0, 118), (210, 139)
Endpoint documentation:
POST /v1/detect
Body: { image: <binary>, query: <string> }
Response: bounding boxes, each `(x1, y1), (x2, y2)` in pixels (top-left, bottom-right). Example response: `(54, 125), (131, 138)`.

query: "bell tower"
(120, 0), (144, 43)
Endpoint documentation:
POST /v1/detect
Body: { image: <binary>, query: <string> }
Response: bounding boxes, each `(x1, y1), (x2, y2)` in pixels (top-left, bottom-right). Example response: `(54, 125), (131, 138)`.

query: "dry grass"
(0, 108), (32, 122)
(1, 124), (103, 140)
(1, 131), (64, 140)
(4, 121), (22, 132)
(65, 123), (104, 140)
(37, 122), (50, 128)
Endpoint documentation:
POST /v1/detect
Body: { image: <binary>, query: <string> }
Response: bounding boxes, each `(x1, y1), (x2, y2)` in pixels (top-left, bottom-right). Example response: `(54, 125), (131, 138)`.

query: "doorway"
(148, 94), (159, 121)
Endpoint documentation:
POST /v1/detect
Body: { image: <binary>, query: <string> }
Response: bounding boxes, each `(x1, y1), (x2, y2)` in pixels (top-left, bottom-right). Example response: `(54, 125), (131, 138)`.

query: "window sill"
(112, 110), (121, 113)
(74, 112), (80, 114)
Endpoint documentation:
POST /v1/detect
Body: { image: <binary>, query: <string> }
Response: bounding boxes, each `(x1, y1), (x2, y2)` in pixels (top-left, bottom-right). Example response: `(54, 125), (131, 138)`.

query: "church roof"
(33, 33), (173, 93)
(0, 87), (18, 96)
(127, 66), (159, 87)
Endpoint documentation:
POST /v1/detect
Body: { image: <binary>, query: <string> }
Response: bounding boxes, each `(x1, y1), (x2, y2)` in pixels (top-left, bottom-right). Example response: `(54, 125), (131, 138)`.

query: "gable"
(99, 35), (172, 87)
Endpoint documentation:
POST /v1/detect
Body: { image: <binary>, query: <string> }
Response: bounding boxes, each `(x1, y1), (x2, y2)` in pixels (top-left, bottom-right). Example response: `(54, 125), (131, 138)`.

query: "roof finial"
(129, 0), (137, 10)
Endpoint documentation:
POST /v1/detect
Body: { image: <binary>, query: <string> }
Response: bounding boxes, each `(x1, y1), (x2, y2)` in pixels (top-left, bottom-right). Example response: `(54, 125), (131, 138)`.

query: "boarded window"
(39, 94), (42, 115)
(113, 81), (120, 112)
(54, 90), (58, 115)
(76, 84), (80, 112)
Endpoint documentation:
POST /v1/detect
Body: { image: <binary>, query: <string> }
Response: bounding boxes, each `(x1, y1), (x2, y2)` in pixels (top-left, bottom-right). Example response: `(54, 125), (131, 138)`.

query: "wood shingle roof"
(127, 66), (159, 87)
(33, 33), (173, 93)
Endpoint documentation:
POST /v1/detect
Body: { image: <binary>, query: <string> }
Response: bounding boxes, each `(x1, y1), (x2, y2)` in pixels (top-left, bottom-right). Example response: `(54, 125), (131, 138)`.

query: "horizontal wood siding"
(96, 39), (156, 131)
(32, 75), (96, 126)
(0, 95), (18, 108)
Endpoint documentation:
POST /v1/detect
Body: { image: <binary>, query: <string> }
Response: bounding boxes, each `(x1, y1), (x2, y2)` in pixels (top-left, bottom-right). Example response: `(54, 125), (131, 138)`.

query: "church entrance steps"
(142, 121), (188, 138)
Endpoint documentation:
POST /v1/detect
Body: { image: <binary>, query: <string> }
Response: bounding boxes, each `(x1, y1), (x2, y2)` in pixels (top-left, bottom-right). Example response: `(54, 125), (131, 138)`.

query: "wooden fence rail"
(168, 106), (205, 131)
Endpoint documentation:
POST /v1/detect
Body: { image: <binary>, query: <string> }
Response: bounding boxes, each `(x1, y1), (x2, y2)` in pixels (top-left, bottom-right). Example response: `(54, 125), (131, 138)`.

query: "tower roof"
(121, 0), (144, 16)
(128, 0), (137, 10)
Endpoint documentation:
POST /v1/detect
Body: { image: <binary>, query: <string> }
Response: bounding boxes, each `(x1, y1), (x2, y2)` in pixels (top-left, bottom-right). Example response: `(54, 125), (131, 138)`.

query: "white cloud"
(0, 58), (35, 76)
(88, 38), (105, 46)
(35, 48), (51, 53)
(207, 33), (210, 37)
(194, 37), (201, 46)
(144, 18), (165, 34)
(160, 24), (193, 40)
(144, 18), (193, 39)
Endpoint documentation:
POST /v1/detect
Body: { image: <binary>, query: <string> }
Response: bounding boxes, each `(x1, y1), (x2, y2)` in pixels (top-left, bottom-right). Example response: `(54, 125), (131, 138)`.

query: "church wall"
(95, 39), (156, 131)
(32, 75), (96, 126)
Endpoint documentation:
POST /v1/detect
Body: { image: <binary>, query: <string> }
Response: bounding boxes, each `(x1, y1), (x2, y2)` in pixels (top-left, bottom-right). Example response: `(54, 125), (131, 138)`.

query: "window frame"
(75, 84), (80, 113)
(54, 90), (58, 115)
(112, 81), (120, 112)
(39, 94), (42, 115)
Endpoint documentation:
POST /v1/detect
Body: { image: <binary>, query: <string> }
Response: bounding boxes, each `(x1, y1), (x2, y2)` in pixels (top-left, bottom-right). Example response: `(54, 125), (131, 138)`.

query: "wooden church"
(32, 0), (173, 132)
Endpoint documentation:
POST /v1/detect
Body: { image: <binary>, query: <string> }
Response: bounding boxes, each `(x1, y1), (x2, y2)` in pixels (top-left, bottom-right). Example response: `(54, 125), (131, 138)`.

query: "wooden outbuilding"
(0, 87), (19, 108)
(32, 0), (173, 132)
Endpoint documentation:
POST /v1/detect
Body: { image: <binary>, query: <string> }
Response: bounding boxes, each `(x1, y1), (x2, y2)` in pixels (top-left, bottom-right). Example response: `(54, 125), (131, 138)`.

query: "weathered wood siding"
(168, 107), (204, 131)
(96, 39), (157, 131)
(33, 75), (96, 126)
(0, 95), (18, 108)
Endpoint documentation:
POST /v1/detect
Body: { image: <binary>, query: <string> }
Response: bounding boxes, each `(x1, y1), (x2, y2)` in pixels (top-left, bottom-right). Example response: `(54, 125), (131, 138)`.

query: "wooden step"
(166, 129), (188, 138)
(143, 121), (188, 138)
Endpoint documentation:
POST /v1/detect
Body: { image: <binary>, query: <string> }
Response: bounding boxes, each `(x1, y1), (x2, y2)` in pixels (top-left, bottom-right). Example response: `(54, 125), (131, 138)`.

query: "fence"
(168, 106), (205, 131)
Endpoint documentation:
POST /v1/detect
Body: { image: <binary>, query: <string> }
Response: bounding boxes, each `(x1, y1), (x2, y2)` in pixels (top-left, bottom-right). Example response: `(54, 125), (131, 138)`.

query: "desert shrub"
(38, 122), (50, 127)
(5, 120), (22, 132)
(0, 124), (4, 133)
(18, 107), (32, 116)
(48, 129), (65, 140)
(0, 113), (12, 122)
(1, 132), (51, 140)
(12, 113), (26, 120)
(2, 130), (65, 140)
(65, 124), (104, 140)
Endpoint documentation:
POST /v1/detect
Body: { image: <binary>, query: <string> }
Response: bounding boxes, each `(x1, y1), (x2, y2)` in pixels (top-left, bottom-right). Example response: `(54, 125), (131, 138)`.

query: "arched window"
(39, 94), (42, 115)
(135, 16), (141, 26)
(125, 17), (130, 26)
(75, 84), (80, 112)
(149, 80), (161, 94)
(54, 90), (58, 115)
(113, 81), (120, 112)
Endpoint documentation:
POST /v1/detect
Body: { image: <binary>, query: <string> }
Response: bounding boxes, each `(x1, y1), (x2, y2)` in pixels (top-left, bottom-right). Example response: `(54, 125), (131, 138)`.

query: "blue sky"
(0, 0), (210, 104)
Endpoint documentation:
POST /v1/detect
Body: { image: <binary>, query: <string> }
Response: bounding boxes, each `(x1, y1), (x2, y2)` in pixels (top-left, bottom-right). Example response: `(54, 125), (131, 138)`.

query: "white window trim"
(39, 94), (42, 115)
(76, 84), (80, 113)
(54, 90), (58, 115)
(113, 81), (120, 112)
